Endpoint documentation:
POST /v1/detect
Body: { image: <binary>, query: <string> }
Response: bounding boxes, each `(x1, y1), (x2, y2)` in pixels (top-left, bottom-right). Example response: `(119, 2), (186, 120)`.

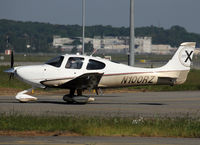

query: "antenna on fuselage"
(90, 48), (98, 56)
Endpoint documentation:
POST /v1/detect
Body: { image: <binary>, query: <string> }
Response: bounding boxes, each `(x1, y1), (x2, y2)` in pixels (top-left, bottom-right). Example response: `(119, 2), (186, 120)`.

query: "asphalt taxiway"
(1, 136), (200, 145)
(0, 91), (200, 117)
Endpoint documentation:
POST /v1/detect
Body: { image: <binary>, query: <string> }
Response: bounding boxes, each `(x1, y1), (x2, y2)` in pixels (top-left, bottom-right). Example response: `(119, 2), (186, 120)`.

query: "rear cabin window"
(45, 56), (64, 68)
(65, 57), (84, 69)
(86, 59), (105, 70)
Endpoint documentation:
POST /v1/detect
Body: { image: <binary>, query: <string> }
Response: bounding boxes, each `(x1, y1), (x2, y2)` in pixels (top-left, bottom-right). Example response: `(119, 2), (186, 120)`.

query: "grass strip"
(0, 114), (200, 137)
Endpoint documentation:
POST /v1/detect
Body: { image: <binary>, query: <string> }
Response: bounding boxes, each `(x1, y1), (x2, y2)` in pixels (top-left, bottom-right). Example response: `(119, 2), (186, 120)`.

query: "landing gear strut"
(63, 89), (95, 104)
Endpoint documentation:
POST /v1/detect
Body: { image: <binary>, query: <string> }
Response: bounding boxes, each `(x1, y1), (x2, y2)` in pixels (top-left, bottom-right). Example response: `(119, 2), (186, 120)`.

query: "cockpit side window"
(45, 56), (64, 68)
(65, 57), (84, 69)
(86, 59), (105, 70)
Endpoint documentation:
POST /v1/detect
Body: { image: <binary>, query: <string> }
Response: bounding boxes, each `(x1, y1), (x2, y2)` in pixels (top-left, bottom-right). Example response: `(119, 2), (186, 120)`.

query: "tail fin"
(162, 42), (196, 71)
(159, 42), (196, 85)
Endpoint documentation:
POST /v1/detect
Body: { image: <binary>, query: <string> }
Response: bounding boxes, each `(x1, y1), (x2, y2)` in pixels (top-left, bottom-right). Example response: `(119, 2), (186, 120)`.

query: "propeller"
(9, 50), (14, 80)
(11, 50), (14, 68)
(4, 50), (15, 80)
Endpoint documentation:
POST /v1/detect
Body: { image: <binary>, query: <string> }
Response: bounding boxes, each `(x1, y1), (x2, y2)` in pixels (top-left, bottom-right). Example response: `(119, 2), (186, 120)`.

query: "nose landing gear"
(15, 88), (38, 102)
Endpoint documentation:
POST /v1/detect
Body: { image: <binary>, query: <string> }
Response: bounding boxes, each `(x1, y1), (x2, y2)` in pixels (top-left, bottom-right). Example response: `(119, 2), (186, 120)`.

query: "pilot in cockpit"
(66, 57), (83, 69)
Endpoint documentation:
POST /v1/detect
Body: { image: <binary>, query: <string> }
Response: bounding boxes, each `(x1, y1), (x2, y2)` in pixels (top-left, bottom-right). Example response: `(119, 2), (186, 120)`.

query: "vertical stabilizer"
(158, 42), (196, 85)
(162, 42), (196, 71)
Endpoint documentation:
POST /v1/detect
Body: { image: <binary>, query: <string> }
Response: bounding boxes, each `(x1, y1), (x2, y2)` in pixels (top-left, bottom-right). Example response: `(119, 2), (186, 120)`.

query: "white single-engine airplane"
(5, 42), (196, 104)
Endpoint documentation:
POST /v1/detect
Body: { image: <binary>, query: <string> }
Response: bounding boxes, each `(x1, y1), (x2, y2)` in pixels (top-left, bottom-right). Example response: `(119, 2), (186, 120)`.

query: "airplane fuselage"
(15, 54), (188, 89)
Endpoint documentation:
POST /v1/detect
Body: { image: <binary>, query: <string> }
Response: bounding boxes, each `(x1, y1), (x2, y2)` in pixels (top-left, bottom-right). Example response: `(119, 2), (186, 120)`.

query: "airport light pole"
(129, 0), (135, 66)
(82, 0), (85, 55)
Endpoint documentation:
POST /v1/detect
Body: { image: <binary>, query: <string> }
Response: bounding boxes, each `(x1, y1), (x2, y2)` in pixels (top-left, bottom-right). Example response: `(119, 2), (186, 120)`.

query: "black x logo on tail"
(185, 50), (193, 63)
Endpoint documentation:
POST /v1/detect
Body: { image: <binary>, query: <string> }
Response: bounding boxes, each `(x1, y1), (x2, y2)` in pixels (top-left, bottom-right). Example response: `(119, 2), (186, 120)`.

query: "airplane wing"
(59, 73), (104, 90)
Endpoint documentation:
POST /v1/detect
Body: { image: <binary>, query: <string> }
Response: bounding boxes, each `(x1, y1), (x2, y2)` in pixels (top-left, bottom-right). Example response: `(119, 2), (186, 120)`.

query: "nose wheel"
(15, 88), (38, 102)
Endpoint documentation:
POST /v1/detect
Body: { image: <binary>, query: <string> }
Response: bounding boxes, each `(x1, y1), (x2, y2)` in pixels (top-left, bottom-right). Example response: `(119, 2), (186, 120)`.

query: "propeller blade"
(5, 68), (15, 81)
(9, 74), (14, 81)
(11, 50), (14, 68)
(5, 50), (15, 81)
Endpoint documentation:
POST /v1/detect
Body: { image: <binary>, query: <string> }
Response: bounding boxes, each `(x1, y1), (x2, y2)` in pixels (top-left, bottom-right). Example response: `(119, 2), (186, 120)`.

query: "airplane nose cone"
(15, 66), (30, 80)
(15, 67), (21, 77)
(15, 65), (44, 81)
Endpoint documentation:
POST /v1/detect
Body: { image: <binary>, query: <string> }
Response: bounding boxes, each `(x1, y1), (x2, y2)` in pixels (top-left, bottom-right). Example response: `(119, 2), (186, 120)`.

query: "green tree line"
(0, 19), (199, 53)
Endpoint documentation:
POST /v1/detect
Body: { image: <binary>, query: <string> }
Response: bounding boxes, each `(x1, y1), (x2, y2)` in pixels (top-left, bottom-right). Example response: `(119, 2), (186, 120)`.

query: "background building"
(53, 35), (176, 54)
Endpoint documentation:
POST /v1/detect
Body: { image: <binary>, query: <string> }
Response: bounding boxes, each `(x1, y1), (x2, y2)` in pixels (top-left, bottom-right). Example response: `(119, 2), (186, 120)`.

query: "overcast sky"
(0, 0), (200, 33)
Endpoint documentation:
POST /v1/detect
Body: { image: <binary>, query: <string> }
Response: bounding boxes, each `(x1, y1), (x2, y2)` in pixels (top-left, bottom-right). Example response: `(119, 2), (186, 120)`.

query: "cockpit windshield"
(45, 56), (64, 67)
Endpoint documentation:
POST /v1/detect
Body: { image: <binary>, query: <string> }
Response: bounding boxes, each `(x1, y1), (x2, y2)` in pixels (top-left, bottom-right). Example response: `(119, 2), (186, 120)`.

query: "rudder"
(162, 42), (196, 71)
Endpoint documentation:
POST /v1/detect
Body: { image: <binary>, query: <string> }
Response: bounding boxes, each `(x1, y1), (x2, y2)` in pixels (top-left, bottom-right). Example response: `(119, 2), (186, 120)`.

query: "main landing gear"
(63, 89), (95, 104)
